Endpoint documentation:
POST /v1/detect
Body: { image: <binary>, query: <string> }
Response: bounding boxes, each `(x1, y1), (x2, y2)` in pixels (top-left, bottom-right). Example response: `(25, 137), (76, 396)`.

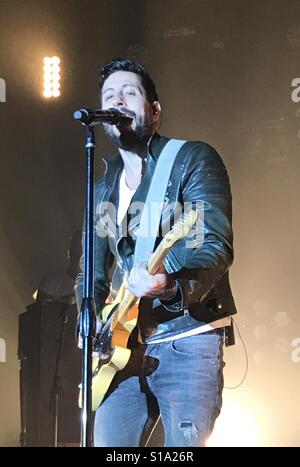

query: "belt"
(144, 314), (232, 344)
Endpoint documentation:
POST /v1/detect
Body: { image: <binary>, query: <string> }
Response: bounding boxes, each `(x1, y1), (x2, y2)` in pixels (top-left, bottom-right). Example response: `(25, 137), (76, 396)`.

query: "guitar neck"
(147, 237), (171, 274)
(110, 210), (198, 332)
(110, 238), (171, 330)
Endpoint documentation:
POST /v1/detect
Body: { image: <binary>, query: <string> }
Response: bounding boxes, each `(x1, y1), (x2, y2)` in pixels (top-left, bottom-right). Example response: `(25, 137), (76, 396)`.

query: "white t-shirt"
(117, 169), (137, 225)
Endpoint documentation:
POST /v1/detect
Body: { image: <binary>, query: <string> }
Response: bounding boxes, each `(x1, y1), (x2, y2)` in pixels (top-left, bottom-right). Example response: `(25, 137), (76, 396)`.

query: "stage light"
(43, 56), (61, 98)
(43, 57), (52, 66)
(206, 397), (259, 447)
(52, 56), (60, 65)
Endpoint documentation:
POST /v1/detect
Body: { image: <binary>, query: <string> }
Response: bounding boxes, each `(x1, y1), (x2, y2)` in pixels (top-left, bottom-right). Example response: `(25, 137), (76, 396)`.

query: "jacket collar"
(102, 133), (170, 177)
(148, 133), (169, 160)
(101, 133), (171, 238)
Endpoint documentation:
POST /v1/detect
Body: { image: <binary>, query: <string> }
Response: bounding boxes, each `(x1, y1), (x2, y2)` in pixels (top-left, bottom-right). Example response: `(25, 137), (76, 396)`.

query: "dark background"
(0, 0), (299, 446)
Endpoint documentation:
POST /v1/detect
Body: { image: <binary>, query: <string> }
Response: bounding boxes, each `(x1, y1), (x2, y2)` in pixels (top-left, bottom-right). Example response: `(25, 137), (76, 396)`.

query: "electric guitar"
(78, 209), (198, 411)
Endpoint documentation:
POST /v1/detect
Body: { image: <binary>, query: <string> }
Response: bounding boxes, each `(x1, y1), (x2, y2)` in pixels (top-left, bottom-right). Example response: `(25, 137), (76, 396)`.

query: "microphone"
(73, 108), (133, 126)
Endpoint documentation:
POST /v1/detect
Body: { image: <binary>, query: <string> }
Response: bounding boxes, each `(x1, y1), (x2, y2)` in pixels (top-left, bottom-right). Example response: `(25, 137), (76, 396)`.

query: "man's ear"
(151, 101), (161, 123)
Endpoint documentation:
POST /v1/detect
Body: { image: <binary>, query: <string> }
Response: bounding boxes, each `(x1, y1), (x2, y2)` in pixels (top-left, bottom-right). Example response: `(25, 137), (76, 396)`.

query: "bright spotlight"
(206, 397), (259, 447)
(52, 56), (60, 65)
(43, 57), (52, 65)
(43, 90), (52, 98)
(43, 56), (61, 98)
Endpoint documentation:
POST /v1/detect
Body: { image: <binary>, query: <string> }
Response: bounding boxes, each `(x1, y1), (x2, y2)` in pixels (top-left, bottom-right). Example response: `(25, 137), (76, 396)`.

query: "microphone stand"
(79, 125), (97, 447)
(74, 110), (132, 447)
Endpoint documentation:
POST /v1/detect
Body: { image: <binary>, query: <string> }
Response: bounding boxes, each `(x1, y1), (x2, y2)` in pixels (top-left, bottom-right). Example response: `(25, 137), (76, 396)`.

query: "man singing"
(75, 57), (236, 447)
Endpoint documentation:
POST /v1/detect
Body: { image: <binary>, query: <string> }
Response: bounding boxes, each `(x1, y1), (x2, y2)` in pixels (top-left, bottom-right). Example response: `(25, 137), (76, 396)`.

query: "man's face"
(101, 70), (157, 151)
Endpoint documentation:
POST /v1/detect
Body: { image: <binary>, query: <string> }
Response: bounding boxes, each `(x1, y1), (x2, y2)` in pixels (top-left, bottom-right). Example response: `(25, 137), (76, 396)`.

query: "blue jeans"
(94, 333), (224, 447)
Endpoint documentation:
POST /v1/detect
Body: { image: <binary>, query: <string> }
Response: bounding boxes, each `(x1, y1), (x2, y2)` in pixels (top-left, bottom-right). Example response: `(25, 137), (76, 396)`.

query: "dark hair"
(99, 57), (158, 103)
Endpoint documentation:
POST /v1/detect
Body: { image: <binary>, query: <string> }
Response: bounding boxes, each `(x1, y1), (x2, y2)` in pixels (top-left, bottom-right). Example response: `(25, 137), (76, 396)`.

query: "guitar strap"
(133, 138), (186, 266)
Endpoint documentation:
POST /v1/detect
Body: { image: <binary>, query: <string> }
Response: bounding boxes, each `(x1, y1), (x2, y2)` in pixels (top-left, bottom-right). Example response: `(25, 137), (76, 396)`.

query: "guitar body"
(79, 285), (140, 410)
(78, 210), (198, 411)
(88, 337), (134, 411)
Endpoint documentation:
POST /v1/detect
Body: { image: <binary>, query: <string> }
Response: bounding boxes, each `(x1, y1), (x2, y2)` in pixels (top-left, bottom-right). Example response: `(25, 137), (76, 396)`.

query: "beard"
(103, 107), (153, 155)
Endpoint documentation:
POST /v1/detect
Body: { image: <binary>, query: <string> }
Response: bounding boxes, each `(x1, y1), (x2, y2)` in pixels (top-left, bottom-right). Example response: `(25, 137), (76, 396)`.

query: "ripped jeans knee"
(179, 419), (199, 445)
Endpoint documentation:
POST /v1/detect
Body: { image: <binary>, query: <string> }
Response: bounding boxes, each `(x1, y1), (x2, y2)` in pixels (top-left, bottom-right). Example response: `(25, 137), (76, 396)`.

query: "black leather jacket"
(75, 133), (237, 342)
